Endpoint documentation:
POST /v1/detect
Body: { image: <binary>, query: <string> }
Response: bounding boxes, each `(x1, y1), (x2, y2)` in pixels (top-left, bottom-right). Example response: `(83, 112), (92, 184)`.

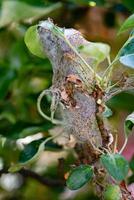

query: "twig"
(0, 168), (65, 187)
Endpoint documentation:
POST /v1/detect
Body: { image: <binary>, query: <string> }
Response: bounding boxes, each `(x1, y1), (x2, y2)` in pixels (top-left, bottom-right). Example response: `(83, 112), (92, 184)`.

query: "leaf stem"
(113, 134), (118, 154)
(102, 58), (118, 84)
(107, 55), (111, 65)
(65, 36), (102, 81)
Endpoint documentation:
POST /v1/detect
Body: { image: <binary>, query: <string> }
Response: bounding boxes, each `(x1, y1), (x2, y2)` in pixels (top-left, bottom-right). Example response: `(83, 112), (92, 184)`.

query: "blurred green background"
(0, 0), (134, 199)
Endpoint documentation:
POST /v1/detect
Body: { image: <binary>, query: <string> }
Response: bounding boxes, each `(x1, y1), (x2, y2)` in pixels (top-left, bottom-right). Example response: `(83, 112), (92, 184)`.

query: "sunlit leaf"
(104, 184), (122, 200)
(0, 1), (62, 28)
(118, 13), (134, 34)
(101, 153), (129, 181)
(24, 25), (45, 58)
(66, 165), (93, 190)
(125, 111), (134, 136)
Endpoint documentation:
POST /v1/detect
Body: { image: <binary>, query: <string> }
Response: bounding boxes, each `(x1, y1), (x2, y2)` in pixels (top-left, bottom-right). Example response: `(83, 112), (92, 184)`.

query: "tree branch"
(0, 168), (65, 187)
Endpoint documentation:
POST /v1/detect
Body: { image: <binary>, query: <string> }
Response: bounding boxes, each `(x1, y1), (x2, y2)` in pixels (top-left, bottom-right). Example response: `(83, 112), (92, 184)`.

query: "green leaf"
(19, 139), (43, 163)
(107, 90), (134, 111)
(0, 1), (62, 28)
(19, 138), (61, 163)
(118, 37), (134, 68)
(125, 111), (134, 136)
(78, 42), (110, 66)
(118, 14), (134, 34)
(104, 184), (122, 200)
(24, 25), (45, 59)
(66, 165), (93, 190)
(101, 153), (129, 181)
